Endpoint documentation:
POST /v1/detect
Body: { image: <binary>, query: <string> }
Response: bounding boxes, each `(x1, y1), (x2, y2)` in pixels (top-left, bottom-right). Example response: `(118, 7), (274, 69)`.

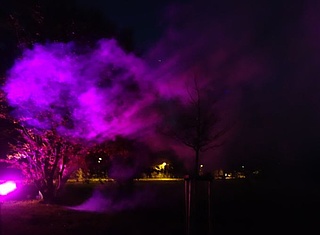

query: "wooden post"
(184, 175), (213, 235)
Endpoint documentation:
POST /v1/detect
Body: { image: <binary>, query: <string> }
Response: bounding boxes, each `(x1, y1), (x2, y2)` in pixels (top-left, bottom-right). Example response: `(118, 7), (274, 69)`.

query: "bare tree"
(162, 77), (228, 176)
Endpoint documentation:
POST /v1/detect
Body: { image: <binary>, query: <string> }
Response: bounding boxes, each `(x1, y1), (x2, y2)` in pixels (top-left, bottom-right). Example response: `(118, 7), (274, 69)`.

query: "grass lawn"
(2, 200), (108, 235)
(0, 179), (318, 235)
(1, 180), (186, 235)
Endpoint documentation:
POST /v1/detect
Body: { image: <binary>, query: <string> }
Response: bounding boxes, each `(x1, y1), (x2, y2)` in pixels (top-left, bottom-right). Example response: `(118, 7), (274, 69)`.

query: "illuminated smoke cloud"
(3, 36), (205, 170)
(4, 39), (162, 142)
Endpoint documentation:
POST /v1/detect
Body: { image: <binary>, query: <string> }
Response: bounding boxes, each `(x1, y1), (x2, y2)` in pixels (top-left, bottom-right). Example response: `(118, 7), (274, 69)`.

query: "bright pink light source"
(0, 181), (17, 196)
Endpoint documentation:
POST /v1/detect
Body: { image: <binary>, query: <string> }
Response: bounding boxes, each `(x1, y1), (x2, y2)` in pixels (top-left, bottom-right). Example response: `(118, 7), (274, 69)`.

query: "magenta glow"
(4, 39), (161, 142)
(0, 181), (17, 196)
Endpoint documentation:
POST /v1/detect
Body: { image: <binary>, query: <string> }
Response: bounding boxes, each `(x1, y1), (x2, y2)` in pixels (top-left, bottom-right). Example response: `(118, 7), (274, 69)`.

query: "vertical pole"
(0, 201), (2, 235)
(208, 180), (212, 235)
(185, 175), (213, 235)
(188, 179), (192, 235)
(185, 178), (190, 235)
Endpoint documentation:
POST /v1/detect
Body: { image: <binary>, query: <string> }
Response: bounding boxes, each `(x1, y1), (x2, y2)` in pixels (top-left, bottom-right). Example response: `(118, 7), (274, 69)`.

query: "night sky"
(2, 0), (320, 181)
(75, 0), (186, 52)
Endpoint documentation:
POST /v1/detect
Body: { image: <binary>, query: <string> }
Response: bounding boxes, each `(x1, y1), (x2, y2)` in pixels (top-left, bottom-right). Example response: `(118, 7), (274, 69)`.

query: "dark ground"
(1, 178), (319, 235)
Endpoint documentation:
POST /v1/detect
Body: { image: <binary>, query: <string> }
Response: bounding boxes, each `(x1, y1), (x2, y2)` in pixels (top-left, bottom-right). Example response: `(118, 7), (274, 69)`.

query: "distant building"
(213, 166), (262, 180)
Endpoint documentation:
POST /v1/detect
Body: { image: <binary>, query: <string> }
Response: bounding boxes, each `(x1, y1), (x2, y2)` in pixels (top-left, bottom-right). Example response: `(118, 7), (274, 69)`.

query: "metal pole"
(188, 179), (192, 235)
(208, 180), (212, 235)
(185, 175), (213, 235)
(185, 179), (189, 235)
(185, 177), (191, 235)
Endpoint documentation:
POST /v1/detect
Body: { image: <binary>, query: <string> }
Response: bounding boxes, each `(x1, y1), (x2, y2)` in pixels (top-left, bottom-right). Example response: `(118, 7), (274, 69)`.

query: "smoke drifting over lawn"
(4, 0), (320, 175)
(69, 185), (156, 213)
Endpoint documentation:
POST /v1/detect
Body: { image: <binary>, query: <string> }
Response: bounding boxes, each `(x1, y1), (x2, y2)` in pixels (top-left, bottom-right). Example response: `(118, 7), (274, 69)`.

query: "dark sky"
(75, 0), (189, 52)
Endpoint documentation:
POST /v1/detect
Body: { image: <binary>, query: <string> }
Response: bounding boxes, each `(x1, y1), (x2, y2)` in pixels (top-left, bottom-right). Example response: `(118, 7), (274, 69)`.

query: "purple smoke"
(3, 37), (203, 170)
(69, 185), (156, 213)
(4, 39), (161, 141)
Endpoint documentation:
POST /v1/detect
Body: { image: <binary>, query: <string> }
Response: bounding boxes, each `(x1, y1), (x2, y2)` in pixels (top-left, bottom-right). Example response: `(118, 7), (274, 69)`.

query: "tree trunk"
(195, 149), (200, 176)
(38, 179), (56, 204)
(40, 189), (55, 204)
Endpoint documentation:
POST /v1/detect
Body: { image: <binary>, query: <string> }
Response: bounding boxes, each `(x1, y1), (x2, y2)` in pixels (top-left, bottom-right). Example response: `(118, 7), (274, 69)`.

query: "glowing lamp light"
(0, 181), (17, 196)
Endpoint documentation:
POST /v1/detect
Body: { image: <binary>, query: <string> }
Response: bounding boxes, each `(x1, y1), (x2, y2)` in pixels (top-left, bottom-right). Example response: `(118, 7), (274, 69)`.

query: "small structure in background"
(152, 162), (170, 178)
(214, 168), (245, 180)
(213, 165), (262, 180)
(140, 161), (177, 179)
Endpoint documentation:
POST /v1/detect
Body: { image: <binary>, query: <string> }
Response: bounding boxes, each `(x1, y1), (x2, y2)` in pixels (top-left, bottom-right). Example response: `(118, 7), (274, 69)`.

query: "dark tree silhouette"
(161, 77), (228, 176)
